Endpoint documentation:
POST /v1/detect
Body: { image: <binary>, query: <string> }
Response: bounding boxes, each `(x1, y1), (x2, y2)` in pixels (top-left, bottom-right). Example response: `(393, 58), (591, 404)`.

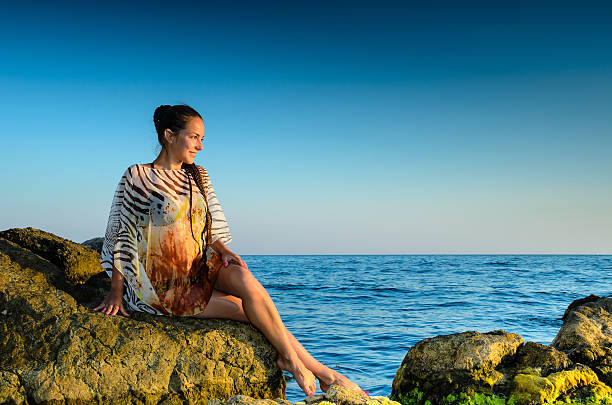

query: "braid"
(183, 163), (214, 281)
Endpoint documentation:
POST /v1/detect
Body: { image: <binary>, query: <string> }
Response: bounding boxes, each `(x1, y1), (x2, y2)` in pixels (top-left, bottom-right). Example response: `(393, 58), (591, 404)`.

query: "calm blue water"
(243, 255), (612, 402)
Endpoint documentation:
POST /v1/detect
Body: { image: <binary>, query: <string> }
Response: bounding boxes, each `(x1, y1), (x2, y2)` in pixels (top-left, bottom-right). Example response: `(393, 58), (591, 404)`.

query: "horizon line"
(237, 253), (612, 256)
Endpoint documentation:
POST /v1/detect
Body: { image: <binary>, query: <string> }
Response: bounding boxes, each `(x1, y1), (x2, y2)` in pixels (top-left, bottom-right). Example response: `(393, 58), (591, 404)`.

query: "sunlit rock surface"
(552, 294), (612, 388)
(391, 295), (612, 404)
(0, 227), (285, 404)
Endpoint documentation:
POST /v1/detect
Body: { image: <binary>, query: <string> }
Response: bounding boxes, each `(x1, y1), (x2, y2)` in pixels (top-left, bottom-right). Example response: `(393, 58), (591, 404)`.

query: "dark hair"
(153, 104), (203, 147)
(152, 104), (214, 283)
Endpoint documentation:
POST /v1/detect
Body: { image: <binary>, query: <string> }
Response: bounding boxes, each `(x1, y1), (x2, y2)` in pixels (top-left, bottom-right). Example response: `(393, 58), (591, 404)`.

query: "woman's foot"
(316, 368), (367, 395)
(277, 355), (317, 396)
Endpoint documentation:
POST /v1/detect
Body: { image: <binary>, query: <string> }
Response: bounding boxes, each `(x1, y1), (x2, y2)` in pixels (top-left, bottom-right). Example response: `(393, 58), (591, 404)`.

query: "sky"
(1, 1), (610, 254)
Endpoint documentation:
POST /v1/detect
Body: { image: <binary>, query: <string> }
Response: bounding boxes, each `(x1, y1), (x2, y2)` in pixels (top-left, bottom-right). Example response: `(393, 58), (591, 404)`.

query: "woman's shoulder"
(116, 163), (139, 177)
(194, 164), (210, 178)
(117, 163), (151, 182)
(121, 163), (208, 178)
(132, 163), (151, 170)
(124, 163), (144, 176)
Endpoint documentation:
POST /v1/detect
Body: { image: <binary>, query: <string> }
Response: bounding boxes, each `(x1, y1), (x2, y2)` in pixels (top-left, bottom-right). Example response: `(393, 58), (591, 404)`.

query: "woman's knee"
(217, 263), (262, 298)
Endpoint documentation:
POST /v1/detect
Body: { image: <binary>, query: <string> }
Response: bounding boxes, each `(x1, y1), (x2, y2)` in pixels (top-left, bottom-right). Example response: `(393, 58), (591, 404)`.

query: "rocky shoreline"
(389, 294), (612, 404)
(0, 227), (610, 404)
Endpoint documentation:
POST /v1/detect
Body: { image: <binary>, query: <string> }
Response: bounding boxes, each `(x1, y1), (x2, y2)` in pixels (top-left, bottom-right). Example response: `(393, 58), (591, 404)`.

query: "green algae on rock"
(551, 295), (612, 388)
(391, 330), (524, 402)
(390, 295), (612, 405)
(0, 231), (286, 404)
(506, 341), (572, 378)
(395, 386), (612, 405)
(512, 364), (612, 404)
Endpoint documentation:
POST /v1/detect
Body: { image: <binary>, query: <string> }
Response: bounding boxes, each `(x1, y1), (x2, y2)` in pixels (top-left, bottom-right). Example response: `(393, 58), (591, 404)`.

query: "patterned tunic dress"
(100, 163), (232, 316)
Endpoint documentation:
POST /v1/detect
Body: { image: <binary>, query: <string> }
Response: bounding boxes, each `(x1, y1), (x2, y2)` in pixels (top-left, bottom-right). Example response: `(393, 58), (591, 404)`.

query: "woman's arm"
(110, 266), (126, 292)
(212, 239), (248, 269)
(212, 239), (231, 255)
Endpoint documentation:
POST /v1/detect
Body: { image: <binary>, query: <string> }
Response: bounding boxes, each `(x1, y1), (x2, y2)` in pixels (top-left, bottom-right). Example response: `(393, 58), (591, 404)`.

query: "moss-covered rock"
(510, 342), (573, 377)
(0, 226), (102, 284)
(0, 232), (286, 404)
(512, 364), (612, 404)
(390, 330), (524, 402)
(551, 295), (612, 388)
(390, 295), (612, 405)
(487, 341), (575, 397)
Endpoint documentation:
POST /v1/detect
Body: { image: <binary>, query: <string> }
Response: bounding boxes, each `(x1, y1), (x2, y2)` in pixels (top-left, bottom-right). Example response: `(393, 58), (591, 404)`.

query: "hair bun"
(153, 105), (172, 127)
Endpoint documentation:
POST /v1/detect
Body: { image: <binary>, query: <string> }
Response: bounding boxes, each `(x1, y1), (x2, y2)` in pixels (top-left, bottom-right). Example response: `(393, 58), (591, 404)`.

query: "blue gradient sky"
(1, 1), (610, 254)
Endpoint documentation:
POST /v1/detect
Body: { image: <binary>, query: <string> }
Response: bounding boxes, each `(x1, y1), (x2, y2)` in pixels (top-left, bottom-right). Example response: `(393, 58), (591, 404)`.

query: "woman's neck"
(152, 151), (184, 170)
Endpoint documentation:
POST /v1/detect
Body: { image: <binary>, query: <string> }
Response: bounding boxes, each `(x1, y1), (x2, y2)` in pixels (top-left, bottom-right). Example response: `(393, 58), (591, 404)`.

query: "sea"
(243, 255), (612, 402)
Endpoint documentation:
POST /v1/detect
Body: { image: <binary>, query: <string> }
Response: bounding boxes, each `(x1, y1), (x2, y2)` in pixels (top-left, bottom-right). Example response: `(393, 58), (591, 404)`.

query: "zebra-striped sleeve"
(197, 166), (232, 245)
(100, 165), (140, 280)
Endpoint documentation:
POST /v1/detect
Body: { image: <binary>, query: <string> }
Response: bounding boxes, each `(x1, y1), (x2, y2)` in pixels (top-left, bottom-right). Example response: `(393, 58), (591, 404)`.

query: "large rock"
(551, 294), (612, 387)
(391, 295), (612, 405)
(390, 330), (524, 402)
(0, 227), (101, 284)
(82, 236), (104, 253)
(0, 228), (285, 404)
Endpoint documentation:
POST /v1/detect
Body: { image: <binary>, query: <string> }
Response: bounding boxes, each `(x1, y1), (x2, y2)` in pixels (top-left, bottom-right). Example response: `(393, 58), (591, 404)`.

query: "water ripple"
(244, 254), (612, 402)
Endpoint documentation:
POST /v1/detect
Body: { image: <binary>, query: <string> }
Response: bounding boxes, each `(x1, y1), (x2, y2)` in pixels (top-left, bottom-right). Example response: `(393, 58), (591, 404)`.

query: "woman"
(94, 104), (367, 397)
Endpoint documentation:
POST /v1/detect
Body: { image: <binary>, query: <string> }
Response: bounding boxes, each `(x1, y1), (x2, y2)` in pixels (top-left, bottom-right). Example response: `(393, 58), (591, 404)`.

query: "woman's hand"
(93, 288), (130, 317)
(212, 239), (247, 269)
(222, 251), (248, 269)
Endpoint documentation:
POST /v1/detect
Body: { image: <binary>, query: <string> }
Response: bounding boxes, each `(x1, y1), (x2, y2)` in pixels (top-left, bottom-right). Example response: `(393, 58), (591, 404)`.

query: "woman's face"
(166, 117), (205, 164)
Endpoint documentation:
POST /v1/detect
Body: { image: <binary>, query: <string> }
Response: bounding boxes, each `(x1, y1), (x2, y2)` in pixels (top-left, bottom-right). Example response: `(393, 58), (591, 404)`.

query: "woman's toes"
(302, 368), (317, 396)
(322, 371), (366, 395)
(277, 356), (317, 396)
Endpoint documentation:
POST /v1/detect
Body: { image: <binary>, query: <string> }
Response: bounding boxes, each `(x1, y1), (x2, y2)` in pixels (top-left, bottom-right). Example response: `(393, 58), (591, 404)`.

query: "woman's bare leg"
(210, 264), (317, 396)
(283, 328), (366, 394)
(194, 289), (251, 322)
(195, 287), (366, 394)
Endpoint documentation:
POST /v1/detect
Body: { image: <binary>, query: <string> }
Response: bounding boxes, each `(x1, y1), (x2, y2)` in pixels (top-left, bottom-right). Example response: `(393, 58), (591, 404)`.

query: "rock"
(0, 227), (102, 284)
(0, 232), (286, 403)
(323, 385), (401, 405)
(364, 397), (402, 405)
(391, 295), (612, 404)
(210, 386), (400, 405)
(506, 341), (572, 377)
(0, 371), (27, 405)
(273, 399), (294, 405)
(390, 330), (524, 402)
(304, 394), (326, 404)
(490, 341), (574, 396)
(551, 295), (612, 386)
(512, 363), (612, 404)
(325, 385), (370, 405)
(561, 294), (602, 321)
(82, 236), (104, 253)
(223, 395), (280, 405)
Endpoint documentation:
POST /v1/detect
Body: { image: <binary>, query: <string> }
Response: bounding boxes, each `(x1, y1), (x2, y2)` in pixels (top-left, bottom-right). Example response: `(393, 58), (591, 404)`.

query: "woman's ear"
(164, 128), (175, 144)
